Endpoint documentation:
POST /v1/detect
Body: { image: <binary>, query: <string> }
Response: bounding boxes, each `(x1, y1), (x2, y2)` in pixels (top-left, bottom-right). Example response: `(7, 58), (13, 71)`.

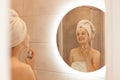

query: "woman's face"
(76, 27), (89, 45)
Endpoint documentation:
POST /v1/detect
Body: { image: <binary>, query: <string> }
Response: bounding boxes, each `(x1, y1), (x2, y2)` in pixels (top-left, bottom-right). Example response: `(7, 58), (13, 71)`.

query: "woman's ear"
(21, 34), (30, 48)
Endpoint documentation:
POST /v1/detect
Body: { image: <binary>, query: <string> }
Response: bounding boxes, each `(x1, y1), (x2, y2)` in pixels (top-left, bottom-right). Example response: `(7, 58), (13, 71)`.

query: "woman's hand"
(80, 44), (92, 61)
(80, 44), (90, 55)
(25, 49), (39, 80)
(25, 49), (36, 69)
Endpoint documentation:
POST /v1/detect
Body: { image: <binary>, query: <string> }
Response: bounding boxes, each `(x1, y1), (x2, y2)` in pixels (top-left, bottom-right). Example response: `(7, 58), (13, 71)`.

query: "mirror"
(57, 6), (105, 72)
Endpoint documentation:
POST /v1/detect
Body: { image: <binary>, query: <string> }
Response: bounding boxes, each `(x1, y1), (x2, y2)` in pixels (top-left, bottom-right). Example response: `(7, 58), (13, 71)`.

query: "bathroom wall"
(11, 0), (76, 80)
(11, 0), (106, 80)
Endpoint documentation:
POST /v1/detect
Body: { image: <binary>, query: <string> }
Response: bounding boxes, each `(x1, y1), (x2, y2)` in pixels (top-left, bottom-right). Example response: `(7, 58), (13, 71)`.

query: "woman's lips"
(79, 37), (84, 41)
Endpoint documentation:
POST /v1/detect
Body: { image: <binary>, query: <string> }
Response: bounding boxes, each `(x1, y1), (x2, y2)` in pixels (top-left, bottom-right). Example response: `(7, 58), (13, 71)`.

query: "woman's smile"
(79, 37), (85, 41)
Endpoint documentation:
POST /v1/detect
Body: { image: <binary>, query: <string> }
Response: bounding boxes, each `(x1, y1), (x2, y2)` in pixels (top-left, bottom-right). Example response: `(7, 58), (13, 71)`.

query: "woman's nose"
(79, 34), (82, 37)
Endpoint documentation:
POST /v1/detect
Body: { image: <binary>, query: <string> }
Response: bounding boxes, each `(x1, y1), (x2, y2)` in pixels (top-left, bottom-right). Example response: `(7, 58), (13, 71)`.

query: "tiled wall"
(11, 0), (106, 80)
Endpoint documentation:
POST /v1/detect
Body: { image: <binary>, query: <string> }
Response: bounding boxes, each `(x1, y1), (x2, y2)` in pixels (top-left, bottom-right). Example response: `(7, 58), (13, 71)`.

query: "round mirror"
(57, 6), (105, 72)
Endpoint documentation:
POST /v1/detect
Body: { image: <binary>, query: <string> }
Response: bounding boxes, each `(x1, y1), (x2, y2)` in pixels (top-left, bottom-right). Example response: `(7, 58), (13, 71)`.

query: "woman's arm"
(69, 50), (73, 66)
(85, 56), (96, 71)
(85, 51), (100, 71)
(92, 51), (100, 70)
(25, 49), (38, 80)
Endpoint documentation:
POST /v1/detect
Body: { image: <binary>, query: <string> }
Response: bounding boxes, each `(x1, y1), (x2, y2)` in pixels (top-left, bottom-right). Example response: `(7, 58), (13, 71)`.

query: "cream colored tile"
(29, 43), (61, 71)
(23, 15), (57, 43)
(36, 70), (85, 80)
(36, 70), (66, 80)
(36, 69), (105, 80)
(23, 0), (70, 16)
(35, 70), (53, 80)
(10, 0), (24, 16)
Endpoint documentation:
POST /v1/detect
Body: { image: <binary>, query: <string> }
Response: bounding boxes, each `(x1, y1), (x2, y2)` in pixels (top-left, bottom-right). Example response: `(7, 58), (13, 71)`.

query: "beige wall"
(11, 1), (59, 80)
(11, 0), (106, 80)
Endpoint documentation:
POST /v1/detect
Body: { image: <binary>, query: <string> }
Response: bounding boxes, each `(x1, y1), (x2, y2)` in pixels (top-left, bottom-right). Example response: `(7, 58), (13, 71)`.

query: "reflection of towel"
(71, 61), (87, 72)
(9, 9), (27, 47)
(76, 20), (95, 40)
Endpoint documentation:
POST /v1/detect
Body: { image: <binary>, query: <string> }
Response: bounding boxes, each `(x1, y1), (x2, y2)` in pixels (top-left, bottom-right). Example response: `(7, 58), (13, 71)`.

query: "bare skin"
(69, 28), (100, 72)
(11, 34), (38, 80)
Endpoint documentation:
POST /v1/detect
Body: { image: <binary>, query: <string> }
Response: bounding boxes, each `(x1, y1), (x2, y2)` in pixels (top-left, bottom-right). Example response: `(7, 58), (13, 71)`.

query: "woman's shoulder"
(69, 48), (80, 56)
(70, 48), (79, 53)
(91, 48), (100, 56)
(12, 60), (30, 69)
(14, 62), (34, 74)
(12, 61), (36, 80)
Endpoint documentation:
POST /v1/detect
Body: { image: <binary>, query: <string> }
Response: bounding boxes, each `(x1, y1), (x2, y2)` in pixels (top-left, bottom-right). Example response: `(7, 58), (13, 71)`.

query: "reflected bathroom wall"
(57, 6), (105, 68)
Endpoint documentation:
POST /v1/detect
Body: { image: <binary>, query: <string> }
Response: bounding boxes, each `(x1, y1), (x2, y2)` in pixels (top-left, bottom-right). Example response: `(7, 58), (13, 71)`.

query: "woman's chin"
(79, 41), (86, 45)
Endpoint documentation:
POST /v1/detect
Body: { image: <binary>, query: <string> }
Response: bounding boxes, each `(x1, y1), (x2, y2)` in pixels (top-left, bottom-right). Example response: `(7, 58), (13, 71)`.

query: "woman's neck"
(79, 42), (90, 47)
(11, 44), (24, 59)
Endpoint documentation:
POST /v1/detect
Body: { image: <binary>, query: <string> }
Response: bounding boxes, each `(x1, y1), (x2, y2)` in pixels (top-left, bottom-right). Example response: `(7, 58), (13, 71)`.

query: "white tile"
(29, 43), (61, 72)
(23, 0), (71, 16)
(11, 0), (24, 16)
(36, 70), (88, 80)
(23, 15), (58, 43)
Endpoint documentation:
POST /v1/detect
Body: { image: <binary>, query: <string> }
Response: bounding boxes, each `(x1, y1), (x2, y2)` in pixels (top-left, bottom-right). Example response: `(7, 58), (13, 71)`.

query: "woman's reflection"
(69, 19), (100, 72)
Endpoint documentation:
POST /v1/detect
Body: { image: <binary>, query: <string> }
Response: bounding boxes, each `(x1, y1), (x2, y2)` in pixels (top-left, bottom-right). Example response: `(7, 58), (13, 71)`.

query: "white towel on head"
(9, 9), (27, 47)
(76, 19), (96, 40)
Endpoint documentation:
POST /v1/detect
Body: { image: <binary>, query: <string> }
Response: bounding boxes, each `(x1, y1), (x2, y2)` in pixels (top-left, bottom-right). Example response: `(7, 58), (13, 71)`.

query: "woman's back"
(11, 58), (36, 80)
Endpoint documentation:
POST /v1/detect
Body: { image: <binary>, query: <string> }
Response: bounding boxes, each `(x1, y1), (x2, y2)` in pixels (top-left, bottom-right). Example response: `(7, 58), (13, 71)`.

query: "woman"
(10, 9), (38, 80)
(69, 20), (100, 72)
